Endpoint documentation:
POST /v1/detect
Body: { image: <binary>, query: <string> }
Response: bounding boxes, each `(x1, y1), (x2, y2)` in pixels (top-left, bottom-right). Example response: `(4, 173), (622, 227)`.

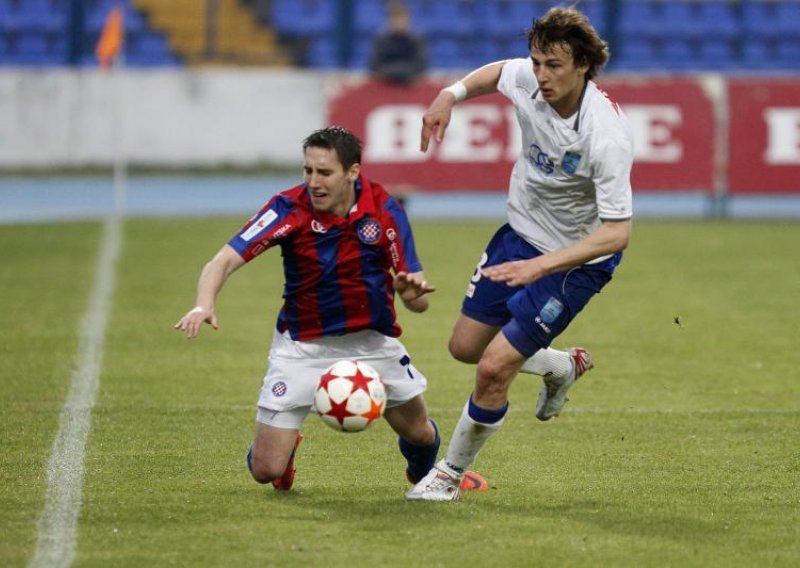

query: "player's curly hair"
(303, 126), (363, 170)
(526, 6), (609, 80)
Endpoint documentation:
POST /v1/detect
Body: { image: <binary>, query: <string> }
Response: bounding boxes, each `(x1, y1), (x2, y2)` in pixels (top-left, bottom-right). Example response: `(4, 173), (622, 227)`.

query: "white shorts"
(256, 329), (428, 429)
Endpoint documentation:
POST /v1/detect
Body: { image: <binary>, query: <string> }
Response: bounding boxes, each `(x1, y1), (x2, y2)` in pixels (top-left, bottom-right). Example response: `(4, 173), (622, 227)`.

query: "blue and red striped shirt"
(228, 175), (422, 341)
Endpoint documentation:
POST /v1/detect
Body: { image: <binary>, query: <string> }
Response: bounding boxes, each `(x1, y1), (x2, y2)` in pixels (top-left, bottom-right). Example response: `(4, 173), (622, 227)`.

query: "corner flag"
(95, 6), (124, 69)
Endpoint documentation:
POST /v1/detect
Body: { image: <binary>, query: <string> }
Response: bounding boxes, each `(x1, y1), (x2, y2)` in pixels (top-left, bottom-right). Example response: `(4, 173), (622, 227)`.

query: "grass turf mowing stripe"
(28, 216), (121, 568)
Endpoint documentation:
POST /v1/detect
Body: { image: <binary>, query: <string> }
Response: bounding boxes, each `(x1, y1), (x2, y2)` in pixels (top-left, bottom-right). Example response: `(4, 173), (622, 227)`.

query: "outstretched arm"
(174, 244), (246, 338)
(482, 220), (632, 287)
(394, 271), (436, 313)
(420, 60), (507, 152)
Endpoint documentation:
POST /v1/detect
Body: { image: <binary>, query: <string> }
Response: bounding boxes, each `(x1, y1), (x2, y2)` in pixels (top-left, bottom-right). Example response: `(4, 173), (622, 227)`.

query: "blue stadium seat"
(0, 0), (67, 33)
(697, 38), (738, 70)
(697, 1), (740, 41)
(614, 37), (659, 71)
(349, 36), (372, 69)
(427, 35), (476, 70)
(742, 0), (780, 41)
(777, 2), (800, 38)
(406, 0), (477, 36)
(271, 0), (336, 37)
(661, 2), (707, 40)
(308, 36), (341, 69)
(618, 1), (663, 41)
(354, 0), (387, 34)
(776, 38), (800, 69)
(477, 35), (527, 64)
(661, 39), (696, 70)
(741, 38), (773, 70)
(484, 0), (534, 36)
(580, 0), (607, 37)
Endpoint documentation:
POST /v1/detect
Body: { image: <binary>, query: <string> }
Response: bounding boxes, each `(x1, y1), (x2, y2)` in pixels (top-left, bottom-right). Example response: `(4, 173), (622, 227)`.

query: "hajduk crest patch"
(356, 218), (382, 244)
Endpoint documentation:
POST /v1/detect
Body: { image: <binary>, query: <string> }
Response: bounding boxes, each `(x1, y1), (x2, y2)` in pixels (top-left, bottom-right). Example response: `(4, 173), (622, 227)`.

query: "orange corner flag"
(95, 6), (124, 69)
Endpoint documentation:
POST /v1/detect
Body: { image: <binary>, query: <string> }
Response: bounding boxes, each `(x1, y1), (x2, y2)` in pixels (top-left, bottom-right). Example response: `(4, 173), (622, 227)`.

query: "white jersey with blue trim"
(497, 57), (634, 259)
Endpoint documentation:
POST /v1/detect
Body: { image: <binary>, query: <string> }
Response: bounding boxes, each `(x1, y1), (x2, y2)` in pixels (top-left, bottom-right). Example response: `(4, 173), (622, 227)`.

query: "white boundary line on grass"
(29, 215), (121, 568)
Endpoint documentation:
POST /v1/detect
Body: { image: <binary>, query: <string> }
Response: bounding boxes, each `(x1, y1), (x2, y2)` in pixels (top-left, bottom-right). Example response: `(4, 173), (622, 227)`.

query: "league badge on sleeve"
(356, 218), (382, 244)
(242, 209), (278, 241)
(561, 151), (582, 175)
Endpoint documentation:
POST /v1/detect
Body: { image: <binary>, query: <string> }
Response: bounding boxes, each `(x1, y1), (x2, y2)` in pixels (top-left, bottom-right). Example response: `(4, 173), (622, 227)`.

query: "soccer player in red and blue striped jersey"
(175, 127), (486, 495)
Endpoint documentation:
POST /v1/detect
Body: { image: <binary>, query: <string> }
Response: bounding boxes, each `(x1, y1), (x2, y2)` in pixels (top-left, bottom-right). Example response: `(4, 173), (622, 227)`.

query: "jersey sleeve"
(592, 137), (634, 221)
(497, 58), (535, 100)
(228, 194), (299, 261)
(384, 197), (423, 273)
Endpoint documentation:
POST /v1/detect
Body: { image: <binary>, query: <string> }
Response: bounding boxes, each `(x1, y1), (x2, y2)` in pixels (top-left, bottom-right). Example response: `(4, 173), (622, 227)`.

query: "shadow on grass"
(257, 486), (722, 543)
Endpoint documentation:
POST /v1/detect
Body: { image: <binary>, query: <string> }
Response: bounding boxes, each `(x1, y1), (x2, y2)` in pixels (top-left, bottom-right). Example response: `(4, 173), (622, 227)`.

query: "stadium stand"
(1, 0), (799, 71)
(134, 0), (288, 66)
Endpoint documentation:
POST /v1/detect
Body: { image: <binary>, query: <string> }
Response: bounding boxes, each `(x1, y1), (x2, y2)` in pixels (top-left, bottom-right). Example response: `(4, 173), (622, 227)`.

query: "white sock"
(444, 402), (505, 473)
(519, 347), (572, 378)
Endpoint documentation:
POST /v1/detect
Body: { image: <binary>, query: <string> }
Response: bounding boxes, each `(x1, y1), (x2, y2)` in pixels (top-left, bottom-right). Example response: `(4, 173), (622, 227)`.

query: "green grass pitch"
(1, 217), (799, 566)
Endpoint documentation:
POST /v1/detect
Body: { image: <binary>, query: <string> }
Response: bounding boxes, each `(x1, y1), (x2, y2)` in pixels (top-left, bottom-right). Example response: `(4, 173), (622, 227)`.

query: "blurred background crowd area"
(1, 0), (799, 72)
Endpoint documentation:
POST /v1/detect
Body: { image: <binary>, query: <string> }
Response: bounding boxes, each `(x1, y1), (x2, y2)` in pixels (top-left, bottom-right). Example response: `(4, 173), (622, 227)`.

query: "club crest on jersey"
(562, 151), (581, 174)
(528, 143), (554, 175)
(311, 219), (327, 234)
(356, 218), (381, 244)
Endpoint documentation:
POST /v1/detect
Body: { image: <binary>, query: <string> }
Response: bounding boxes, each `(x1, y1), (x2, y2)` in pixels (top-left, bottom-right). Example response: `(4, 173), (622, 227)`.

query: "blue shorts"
(462, 224), (621, 357)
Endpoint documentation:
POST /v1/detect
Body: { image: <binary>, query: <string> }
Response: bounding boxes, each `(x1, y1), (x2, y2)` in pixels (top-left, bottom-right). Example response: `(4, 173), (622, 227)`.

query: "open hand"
(394, 271), (436, 302)
(481, 259), (546, 287)
(174, 306), (218, 339)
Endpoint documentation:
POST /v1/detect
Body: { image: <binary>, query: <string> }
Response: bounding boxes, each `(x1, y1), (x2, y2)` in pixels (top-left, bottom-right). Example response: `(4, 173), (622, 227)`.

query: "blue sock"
(246, 444), (254, 474)
(467, 394), (508, 424)
(399, 419), (440, 483)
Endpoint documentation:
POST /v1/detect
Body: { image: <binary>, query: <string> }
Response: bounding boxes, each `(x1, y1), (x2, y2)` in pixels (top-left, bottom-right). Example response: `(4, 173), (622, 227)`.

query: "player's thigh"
(449, 313), (501, 363)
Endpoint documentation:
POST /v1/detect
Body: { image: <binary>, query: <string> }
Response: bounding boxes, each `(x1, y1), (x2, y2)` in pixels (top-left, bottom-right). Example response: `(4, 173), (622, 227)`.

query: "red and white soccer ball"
(314, 360), (386, 432)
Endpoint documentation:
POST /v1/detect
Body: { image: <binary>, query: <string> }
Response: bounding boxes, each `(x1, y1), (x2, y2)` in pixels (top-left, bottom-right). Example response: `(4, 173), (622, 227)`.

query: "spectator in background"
(369, 1), (427, 86)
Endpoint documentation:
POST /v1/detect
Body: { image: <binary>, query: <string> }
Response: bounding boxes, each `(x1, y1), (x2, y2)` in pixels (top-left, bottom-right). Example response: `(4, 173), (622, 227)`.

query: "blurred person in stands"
(369, 1), (428, 86)
(405, 7), (634, 501)
(369, 1), (428, 207)
(175, 127), (485, 495)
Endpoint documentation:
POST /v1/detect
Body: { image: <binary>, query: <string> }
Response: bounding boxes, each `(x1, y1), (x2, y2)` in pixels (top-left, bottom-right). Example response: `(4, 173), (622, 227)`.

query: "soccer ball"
(314, 360), (386, 432)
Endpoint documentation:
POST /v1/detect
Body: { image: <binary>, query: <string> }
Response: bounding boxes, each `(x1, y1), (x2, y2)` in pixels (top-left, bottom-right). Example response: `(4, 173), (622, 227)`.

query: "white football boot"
(404, 460), (462, 502)
(535, 347), (593, 421)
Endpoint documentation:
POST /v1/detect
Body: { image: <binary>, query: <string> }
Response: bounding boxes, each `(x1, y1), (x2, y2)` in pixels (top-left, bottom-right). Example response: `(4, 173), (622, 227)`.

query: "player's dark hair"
(526, 6), (609, 80)
(303, 126), (363, 170)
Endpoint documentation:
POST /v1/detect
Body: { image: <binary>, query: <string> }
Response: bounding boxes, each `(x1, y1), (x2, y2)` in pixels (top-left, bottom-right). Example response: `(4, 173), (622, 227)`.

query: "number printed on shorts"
(471, 252), (488, 284)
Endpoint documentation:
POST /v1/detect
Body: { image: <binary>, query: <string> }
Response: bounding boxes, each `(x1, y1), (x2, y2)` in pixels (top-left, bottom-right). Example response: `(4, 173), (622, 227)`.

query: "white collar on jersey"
(531, 81), (589, 132)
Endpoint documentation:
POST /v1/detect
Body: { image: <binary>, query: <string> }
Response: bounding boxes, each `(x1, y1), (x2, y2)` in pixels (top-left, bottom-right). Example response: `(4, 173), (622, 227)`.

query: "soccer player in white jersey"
(406, 7), (633, 501)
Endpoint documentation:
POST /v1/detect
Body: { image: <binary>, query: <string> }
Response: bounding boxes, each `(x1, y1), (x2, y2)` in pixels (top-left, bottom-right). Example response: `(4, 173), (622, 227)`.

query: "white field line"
(29, 215), (121, 568)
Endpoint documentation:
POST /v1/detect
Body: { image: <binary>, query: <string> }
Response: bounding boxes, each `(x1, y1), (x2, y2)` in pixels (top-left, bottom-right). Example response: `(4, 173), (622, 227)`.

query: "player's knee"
(249, 456), (285, 484)
(448, 336), (481, 364)
(405, 418), (437, 446)
(476, 356), (514, 392)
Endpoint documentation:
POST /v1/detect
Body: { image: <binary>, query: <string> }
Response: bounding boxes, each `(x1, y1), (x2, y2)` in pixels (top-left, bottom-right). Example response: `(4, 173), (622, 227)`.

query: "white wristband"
(443, 80), (467, 102)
